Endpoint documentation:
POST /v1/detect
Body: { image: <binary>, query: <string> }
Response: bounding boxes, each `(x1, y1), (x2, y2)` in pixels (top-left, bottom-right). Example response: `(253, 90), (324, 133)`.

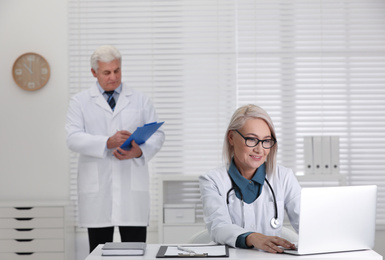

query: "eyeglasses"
(235, 130), (276, 149)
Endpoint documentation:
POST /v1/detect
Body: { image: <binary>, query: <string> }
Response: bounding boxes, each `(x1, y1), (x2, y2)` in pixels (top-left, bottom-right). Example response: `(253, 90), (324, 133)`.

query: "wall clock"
(12, 52), (50, 91)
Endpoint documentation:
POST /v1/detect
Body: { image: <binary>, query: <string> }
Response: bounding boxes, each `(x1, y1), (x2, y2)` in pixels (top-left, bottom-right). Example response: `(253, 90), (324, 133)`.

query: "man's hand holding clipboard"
(112, 121), (164, 160)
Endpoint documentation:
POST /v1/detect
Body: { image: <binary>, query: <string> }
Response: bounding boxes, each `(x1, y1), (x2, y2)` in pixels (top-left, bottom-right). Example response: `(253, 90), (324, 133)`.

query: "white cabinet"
(158, 174), (205, 244)
(0, 201), (74, 260)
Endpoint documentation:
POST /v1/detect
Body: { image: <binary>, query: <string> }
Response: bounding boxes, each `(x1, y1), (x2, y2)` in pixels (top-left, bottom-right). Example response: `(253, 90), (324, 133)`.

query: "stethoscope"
(226, 177), (280, 229)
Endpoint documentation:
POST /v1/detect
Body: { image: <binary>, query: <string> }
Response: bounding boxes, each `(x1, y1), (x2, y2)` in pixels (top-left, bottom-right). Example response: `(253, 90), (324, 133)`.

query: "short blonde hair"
(223, 104), (278, 176)
(90, 45), (122, 72)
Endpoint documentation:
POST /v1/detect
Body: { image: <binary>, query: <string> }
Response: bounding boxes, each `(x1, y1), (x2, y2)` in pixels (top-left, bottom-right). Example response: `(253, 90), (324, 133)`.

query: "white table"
(86, 244), (383, 260)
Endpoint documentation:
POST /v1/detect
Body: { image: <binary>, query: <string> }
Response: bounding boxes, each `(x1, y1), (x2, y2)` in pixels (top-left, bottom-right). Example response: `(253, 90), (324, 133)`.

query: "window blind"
(235, 0), (385, 226)
(68, 0), (236, 228)
(69, 0), (385, 230)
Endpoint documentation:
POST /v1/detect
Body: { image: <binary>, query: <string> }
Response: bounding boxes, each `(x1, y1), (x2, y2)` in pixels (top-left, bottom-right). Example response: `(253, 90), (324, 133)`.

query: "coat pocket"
(130, 164), (149, 191)
(263, 200), (284, 232)
(78, 162), (99, 193)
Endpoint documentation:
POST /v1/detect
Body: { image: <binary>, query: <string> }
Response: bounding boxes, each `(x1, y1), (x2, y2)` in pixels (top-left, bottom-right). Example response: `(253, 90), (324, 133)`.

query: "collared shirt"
(228, 159), (266, 248)
(97, 82), (122, 103)
(228, 159), (266, 204)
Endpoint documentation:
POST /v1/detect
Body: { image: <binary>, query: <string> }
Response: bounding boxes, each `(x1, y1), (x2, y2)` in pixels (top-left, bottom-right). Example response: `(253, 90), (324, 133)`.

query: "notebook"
(102, 242), (146, 256)
(284, 185), (377, 255)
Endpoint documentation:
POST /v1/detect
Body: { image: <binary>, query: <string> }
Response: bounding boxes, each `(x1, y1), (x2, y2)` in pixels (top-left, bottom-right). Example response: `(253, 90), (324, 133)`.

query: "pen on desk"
(177, 246), (196, 254)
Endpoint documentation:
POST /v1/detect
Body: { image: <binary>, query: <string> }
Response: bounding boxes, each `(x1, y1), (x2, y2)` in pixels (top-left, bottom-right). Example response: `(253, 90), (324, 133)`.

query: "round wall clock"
(12, 52), (51, 91)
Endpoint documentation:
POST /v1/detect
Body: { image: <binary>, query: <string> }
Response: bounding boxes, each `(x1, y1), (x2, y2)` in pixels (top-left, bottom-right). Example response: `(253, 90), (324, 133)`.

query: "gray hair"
(90, 45), (122, 72)
(223, 104), (278, 176)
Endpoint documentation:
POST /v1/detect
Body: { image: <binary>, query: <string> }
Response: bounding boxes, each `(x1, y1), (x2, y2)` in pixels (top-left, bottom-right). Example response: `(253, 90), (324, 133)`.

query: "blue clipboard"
(120, 121), (164, 150)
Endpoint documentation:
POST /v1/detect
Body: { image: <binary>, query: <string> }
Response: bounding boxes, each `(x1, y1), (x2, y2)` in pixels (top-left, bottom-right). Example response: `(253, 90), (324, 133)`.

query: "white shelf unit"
(0, 201), (74, 260)
(158, 174), (205, 244)
(296, 174), (347, 187)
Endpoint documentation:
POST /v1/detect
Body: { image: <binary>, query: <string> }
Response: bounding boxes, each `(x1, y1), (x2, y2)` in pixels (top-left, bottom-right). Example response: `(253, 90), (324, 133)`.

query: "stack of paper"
(102, 242), (146, 256)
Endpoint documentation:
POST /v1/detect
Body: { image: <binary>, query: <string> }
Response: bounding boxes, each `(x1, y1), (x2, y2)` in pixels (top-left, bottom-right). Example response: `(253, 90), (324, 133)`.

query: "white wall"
(0, 1), (384, 259)
(0, 0), (69, 200)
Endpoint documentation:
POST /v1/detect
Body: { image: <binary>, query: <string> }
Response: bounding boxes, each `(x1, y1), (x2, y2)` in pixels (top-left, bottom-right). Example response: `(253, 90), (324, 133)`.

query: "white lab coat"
(65, 83), (165, 227)
(199, 164), (301, 247)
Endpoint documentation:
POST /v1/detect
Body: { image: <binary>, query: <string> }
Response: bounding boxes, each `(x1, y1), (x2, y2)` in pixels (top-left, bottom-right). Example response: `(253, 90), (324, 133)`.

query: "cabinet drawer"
(0, 218), (63, 228)
(0, 207), (63, 218)
(0, 252), (64, 260)
(0, 228), (64, 239)
(164, 204), (196, 224)
(0, 239), (64, 252)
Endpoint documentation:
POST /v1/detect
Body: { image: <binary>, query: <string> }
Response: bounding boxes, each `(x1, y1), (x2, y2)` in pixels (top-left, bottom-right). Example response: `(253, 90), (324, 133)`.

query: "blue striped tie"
(105, 91), (116, 110)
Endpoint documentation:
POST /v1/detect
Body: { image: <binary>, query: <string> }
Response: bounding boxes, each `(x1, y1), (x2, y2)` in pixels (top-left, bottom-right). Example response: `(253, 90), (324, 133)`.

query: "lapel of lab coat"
(112, 83), (133, 118)
(89, 83), (133, 116)
(90, 84), (112, 113)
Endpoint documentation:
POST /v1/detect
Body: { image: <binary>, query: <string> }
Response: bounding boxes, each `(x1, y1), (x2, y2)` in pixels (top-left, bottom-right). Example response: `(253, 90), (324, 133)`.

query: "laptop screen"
(295, 185), (377, 255)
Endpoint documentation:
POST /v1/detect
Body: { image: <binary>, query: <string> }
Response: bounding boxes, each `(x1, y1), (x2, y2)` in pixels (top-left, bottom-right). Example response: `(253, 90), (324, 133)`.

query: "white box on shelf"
(164, 204), (196, 224)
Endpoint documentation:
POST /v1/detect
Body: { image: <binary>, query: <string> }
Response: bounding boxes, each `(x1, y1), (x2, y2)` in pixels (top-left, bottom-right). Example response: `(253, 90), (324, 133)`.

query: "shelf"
(296, 174), (346, 186)
(158, 174), (203, 243)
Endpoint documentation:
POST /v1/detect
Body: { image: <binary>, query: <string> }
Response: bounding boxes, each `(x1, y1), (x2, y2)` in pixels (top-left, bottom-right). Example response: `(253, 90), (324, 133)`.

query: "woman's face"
(228, 118), (272, 179)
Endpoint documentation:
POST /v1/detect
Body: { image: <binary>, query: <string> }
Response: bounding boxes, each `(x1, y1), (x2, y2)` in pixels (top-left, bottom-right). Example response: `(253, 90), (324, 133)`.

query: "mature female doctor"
(199, 104), (301, 253)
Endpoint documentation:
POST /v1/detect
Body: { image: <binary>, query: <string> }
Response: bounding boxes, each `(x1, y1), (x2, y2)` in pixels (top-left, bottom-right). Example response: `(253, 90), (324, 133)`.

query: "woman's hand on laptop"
(245, 233), (296, 253)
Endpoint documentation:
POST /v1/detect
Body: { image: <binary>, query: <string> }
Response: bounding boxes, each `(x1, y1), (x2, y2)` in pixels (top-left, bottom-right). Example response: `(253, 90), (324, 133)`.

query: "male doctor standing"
(66, 45), (165, 253)
(199, 104), (300, 253)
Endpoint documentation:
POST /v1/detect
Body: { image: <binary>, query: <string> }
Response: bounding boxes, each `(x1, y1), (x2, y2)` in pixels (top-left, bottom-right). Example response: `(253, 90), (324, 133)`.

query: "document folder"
(331, 136), (340, 174)
(312, 136), (322, 175)
(321, 136), (332, 174)
(303, 136), (314, 175)
(156, 245), (229, 258)
(120, 121), (164, 150)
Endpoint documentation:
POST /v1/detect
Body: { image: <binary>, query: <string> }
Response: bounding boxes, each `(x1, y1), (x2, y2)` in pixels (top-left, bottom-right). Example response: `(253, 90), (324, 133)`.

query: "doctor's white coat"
(66, 83), (165, 227)
(199, 164), (301, 247)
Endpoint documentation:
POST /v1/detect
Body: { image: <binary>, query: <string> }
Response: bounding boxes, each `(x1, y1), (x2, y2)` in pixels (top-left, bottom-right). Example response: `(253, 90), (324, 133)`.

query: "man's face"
(91, 59), (122, 91)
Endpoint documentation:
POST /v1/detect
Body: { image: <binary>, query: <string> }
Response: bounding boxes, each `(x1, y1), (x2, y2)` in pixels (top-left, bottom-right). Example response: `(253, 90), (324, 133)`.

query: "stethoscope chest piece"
(270, 217), (280, 229)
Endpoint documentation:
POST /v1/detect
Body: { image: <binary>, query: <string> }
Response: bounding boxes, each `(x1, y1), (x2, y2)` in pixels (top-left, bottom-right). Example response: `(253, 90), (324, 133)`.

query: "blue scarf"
(228, 159), (266, 204)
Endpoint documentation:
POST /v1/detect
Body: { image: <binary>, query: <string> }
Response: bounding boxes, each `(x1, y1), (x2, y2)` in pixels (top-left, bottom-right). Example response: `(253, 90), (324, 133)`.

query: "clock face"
(12, 52), (50, 91)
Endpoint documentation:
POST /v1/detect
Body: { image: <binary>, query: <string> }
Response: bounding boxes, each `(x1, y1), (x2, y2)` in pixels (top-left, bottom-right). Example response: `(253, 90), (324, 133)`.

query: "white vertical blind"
(69, 0), (385, 229)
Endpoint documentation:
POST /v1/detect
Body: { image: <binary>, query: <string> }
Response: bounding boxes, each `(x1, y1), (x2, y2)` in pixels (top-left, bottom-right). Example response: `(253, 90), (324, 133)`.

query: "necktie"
(105, 91), (116, 110)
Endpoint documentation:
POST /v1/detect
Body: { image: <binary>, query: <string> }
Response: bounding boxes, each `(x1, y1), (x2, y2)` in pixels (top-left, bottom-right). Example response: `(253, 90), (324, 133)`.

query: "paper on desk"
(165, 245), (227, 256)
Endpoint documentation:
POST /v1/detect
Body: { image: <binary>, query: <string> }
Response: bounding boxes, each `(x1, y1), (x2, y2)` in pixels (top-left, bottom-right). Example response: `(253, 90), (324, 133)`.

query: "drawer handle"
(16, 252), (34, 255)
(15, 239), (34, 242)
(15, 228), (34, 232)
(14, 207), (33, 210)
(15, 218), (33, 221)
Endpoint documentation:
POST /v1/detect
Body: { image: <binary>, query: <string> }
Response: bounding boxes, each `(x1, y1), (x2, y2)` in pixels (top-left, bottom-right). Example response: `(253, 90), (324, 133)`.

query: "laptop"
(284, 185), (377, 255)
